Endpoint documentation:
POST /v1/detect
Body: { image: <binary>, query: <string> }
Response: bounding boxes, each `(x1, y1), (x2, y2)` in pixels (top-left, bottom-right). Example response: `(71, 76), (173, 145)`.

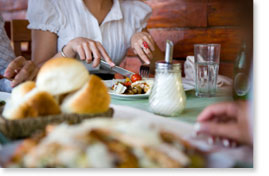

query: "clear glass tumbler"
(194, 44), (221, 97)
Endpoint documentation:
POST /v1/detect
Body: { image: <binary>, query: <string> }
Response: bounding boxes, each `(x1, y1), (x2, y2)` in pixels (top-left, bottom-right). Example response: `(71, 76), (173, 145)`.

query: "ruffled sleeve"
(26, 0), (61, 34)
(122, 0), (152, 33)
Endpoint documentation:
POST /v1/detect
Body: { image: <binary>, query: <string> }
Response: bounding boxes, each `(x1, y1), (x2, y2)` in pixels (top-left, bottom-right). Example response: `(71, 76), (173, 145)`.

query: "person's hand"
(131, 32), (155, 64)
(195, 101), (252, 145)
(4, 56), (39, 87)
(64, 37), (115, 67)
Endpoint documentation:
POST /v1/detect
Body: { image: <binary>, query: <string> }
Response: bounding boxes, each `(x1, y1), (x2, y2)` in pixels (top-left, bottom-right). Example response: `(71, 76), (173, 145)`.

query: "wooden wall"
(0, 0), (27, 20)
(138, 0), (253, 78)
(1, 0), (253, 78)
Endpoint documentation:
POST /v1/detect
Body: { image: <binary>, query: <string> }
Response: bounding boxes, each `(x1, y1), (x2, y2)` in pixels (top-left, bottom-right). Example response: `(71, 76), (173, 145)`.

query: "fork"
(139, 64), (150, 78)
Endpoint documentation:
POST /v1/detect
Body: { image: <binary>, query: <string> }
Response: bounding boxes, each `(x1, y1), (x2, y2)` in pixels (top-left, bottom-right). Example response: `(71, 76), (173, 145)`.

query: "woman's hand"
(195, 101), (252, 145)
(64, 37), (115, 67)
(131, 32), (155, 64)
(4, 56), (39, 87)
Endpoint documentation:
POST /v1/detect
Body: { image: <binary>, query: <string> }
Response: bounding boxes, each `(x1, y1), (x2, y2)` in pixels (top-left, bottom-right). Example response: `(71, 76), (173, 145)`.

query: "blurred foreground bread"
(2, 57), (111, 120)
(3, 88), (61, 120)
(61, 75), (110, 114)
(36, 58), (90, 95)
(10, 81), (36, 102)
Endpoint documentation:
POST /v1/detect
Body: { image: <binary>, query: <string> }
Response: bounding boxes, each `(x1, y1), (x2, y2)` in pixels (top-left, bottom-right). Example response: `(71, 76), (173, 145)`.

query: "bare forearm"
(31, 30), (58, 67)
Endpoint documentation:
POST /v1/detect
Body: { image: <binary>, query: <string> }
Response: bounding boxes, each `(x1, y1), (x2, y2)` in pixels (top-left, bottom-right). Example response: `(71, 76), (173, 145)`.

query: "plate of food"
(104, 75), (194, 100)
(104, 76), (154, 99)
(1, 117), (207, 168)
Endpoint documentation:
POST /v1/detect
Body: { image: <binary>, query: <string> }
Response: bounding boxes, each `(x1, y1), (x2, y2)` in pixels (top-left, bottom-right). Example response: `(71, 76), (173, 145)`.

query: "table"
(111, 88), (253, 168)
(111, 88), (233, 124)
(0, 88), (253, 168)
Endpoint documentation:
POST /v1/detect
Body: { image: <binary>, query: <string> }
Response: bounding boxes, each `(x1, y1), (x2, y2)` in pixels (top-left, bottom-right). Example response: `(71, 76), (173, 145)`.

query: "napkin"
(184, 56), (233, 87)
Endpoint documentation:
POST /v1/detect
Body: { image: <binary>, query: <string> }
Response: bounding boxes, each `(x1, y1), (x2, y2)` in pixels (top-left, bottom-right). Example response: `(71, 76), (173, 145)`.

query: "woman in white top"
(5, 0), (163, 82)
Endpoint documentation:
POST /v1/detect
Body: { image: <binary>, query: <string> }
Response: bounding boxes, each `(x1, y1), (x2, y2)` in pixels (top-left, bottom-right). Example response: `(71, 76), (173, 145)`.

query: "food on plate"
(36, 57), (90, 95)
(131, 73), (142, 83)
(112, 78), (153, 95)
(1, 58), (111, 120)
(61, 75), (110, 114)
(2, 88), (61, 120)
(6, 118), (205, 168)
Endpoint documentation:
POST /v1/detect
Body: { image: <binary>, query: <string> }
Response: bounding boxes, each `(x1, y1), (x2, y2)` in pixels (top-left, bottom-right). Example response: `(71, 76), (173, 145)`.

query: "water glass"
(194, 44), (221, 97)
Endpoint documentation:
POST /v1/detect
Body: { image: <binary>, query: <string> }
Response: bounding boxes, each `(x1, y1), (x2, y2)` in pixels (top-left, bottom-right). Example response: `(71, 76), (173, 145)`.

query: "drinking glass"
(194, 44), (221, 97)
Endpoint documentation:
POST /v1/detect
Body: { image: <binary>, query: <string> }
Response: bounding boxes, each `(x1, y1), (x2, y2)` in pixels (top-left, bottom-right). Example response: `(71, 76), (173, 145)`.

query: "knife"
(0, 74), (12, 81)
(100, 60), (135, 78)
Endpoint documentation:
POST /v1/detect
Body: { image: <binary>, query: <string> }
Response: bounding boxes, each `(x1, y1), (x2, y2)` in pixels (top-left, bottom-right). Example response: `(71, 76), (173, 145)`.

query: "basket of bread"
(0, 58), (113, 139)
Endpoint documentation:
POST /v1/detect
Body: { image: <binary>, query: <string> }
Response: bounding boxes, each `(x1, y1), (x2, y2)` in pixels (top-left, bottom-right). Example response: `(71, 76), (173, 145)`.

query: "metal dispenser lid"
(155, 40), (181, 70)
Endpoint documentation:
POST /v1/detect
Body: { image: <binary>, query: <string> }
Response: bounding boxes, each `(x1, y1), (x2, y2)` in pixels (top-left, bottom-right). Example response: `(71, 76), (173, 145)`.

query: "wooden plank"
(116, 56), (234, 78)
(148, 28), (243, 62)
(11, 19), (31, 42)
(208, 0), (253, 27)
(207, 0), (242, 26)
(1, 10), (27, 21)
(4, 21), (11, 39)
(145, 0), (207, 28)
(219, 62), (234, 78)
(0, 0), (28, 11)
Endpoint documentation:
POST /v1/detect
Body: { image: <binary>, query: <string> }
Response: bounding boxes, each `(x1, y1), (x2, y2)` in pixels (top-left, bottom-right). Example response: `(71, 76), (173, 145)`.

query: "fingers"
(134, 42), (150, 64)
(144, 32), (155, 45)
(195, 122), (241, 142)
(139, 39), (153, 60)
(29, 67), (39, 81)
(74, 39), (114, 67)
(83, 43), (92, 63)
(4, 56), (26, 79)
(77, 45), (86, 61)
(197, 102), (238, 123)
(11, 61), (34, 87)
(88, 42), (101, 68)
(132, 32), (155, 64)
(96, 42), (115, 67)
(143, 35), (155, 52)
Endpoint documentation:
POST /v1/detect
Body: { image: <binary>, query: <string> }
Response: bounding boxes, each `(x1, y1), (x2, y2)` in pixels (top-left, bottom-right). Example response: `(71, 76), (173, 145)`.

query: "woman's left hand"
(131, 32), (155, 64)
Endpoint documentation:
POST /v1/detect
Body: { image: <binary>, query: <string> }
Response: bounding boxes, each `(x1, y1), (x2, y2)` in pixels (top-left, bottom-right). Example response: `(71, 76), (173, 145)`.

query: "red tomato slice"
(123, 81), (132, 87)
(131, 74), (142, 83)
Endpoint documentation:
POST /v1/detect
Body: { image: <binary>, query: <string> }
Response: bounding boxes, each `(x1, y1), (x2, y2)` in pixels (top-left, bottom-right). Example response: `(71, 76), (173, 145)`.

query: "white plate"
(111, 105), (242, 168)
(104, 78), (194, 100)
(0, 92), (11, 102)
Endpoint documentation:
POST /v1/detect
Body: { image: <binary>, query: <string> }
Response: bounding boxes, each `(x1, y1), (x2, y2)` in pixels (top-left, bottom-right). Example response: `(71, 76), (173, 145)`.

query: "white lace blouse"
(27, 0), (152, 73)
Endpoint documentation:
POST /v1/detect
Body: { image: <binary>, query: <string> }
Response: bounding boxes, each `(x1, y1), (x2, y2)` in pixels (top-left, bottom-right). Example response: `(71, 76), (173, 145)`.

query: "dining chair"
(4, 21), (11, 39)
(10, 19), (31, 60)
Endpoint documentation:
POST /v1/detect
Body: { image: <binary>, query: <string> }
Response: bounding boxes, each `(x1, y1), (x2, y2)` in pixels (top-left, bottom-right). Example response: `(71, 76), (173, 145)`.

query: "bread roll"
(3, 88), (61, 120)
(11, 81), (36, 103)
(61, 75), (110, 114)
(36, 58), (90, 95)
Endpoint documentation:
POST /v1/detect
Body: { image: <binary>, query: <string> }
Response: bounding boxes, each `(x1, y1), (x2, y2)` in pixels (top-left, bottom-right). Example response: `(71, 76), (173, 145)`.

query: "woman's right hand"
(64, 37), (115, 67)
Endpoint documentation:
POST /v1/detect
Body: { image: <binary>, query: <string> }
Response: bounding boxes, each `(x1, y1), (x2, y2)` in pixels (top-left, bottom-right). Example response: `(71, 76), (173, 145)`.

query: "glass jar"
(149, 61), (186, 117)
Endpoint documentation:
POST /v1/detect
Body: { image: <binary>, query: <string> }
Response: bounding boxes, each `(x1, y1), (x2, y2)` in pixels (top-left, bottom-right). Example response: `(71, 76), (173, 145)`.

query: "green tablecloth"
(111, 88), (233, 124)
(0, 88), (232, 144)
